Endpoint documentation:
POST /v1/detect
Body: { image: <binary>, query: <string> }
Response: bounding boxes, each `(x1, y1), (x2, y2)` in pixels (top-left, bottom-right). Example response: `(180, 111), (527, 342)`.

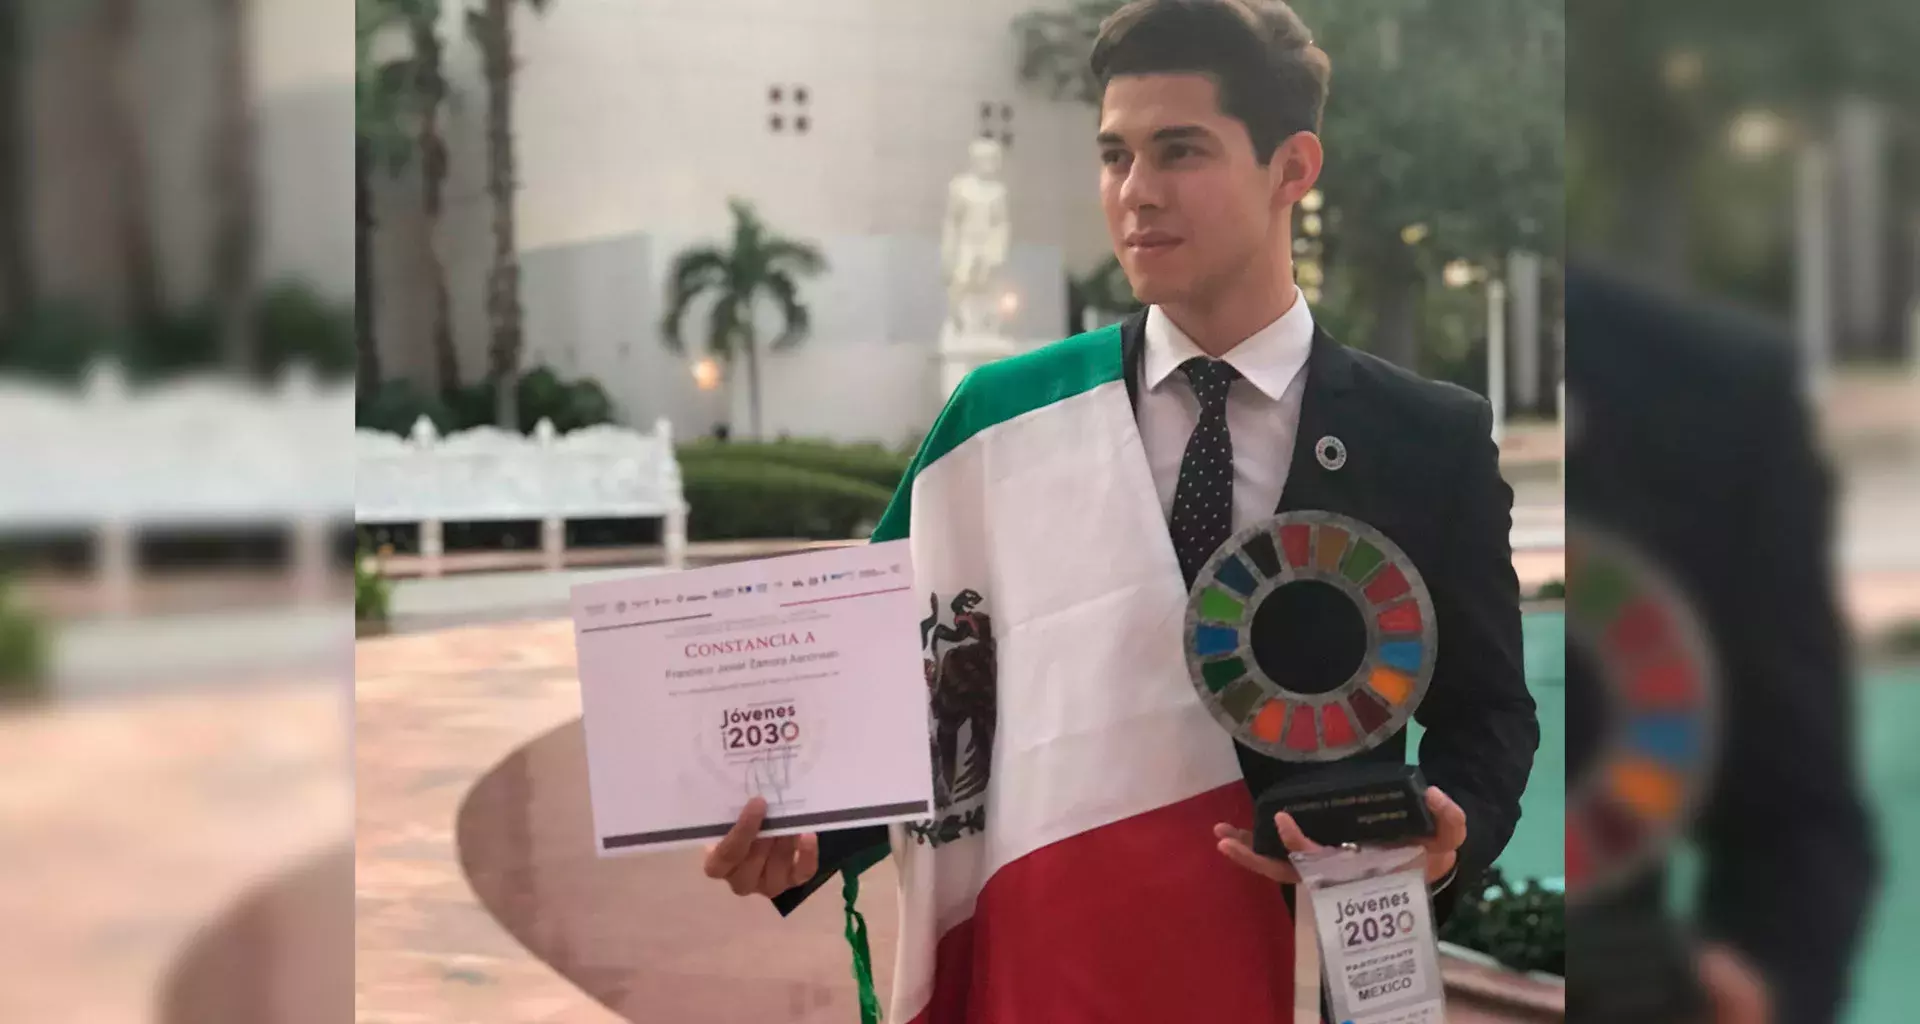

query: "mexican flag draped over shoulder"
(835, 324), (1318, 1023)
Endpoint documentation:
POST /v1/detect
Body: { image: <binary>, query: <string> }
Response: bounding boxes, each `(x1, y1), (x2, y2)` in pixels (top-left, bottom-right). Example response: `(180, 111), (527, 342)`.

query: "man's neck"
(1161, 264), (1299, 358)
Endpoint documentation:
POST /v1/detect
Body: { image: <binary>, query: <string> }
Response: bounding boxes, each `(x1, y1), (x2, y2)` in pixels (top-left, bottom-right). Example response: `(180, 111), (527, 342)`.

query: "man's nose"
(1119, 161), (1163, 211)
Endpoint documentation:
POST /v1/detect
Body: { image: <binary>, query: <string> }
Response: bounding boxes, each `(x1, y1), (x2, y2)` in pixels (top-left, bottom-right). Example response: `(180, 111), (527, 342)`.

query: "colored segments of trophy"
(1565, 521), (1717, 901)
(1183, 510), (1437, 763)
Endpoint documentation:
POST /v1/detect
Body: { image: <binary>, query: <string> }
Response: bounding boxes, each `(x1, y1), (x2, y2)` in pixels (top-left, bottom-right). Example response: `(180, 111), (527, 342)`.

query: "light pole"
(1443, 259), (1508, 444)
(1488, 278), (1507, 446)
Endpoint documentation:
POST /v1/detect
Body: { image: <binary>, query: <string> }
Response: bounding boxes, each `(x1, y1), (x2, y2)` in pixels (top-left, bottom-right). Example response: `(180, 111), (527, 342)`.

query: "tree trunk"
(478, 0), (522, 429)
(104, 0), (160, 331)
(355, 139), (381, 392)
(1365, 245), (1423, 370)
(209, 0), (258, 374)
(411, 16), (458, 395)
(1625, 158), (1692, 281)
(743, 324), (763, 440)
(0, 0), (33, 323)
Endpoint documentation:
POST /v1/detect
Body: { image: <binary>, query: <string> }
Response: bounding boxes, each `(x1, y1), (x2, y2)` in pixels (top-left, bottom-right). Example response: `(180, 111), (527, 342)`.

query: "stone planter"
(1441, 941), (1565, 1023)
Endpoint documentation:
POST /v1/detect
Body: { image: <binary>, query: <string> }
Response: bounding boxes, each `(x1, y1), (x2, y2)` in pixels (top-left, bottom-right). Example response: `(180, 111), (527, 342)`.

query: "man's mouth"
(1125, 231), (1181, 251)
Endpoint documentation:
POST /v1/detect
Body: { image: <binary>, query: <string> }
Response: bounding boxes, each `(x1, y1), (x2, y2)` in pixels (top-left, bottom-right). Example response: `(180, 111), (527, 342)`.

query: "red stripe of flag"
(906, 782), (1296, 1024)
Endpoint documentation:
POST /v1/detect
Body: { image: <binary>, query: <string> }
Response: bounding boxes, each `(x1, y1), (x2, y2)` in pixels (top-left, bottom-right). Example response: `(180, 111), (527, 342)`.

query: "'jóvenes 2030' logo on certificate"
(718, 702), (802, 753)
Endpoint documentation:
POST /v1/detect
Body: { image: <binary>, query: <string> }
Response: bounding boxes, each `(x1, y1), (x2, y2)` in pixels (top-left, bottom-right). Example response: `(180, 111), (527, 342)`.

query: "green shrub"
(356, 366), (616, 437)
(516, 366), (615, 434)
(1885, 619), (1920, 658)
(355, 551), (393, 623)
(0, 300), (128, 381)
(0, 575), (48, 700)
(140, 303), (222, 378)
(0, 279), (352, 385)
(255, 280), (356, 382)
(681, 460), (893, 541)
(1437, 866), (1564, 977)
(678, 438), (911, 493)
(356, 377), (457, 436)
(1532, 579), (1566, 600)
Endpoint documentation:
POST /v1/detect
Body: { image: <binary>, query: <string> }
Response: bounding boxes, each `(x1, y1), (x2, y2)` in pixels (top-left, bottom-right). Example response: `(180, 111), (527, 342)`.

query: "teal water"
(1663, 666), (1920, 1023)
(1842, 666), (1920, 1023)
(1405, 610), (1566, 887)
(1434, 610), (1920, 1019)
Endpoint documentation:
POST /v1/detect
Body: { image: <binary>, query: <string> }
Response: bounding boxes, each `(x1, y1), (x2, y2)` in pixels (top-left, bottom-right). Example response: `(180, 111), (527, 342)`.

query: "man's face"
(1097, 73), (1281, 309)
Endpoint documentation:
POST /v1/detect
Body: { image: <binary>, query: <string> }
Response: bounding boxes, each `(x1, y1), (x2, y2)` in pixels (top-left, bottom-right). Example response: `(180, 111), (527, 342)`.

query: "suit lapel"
(1276, 325), (1361, 518)
(1119, 308), (1148, 412)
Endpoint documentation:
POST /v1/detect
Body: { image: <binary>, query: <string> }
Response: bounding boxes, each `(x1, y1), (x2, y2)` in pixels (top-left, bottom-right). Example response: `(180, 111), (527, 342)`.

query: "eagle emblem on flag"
(908, 588), (995, 846)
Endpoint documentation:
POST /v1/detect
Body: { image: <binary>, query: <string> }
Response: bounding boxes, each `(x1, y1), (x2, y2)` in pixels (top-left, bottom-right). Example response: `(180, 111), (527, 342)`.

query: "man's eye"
(1164, 144), (1194, 161)
(1100, 150), (1128, 166)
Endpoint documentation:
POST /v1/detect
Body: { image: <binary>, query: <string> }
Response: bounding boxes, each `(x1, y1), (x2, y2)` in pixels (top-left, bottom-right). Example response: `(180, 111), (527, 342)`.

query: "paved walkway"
(355, 615), (1562, 1023)
(0, 682), (349, 1023)
(355, 620), (866, 1023)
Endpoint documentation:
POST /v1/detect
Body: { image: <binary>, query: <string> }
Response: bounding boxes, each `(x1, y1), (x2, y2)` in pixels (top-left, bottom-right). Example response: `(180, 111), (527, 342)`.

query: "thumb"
(1426, 786), (1468, 851)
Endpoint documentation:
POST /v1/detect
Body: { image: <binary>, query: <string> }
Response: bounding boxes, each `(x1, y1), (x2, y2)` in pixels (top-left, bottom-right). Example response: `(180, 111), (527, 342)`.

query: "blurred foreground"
(1566, 0), (1919, 1021)
(0, 0), (356, 1019)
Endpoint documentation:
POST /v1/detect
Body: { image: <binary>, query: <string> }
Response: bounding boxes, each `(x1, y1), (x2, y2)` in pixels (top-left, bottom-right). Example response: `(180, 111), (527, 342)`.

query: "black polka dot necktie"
(1170, 357), (1240, 587)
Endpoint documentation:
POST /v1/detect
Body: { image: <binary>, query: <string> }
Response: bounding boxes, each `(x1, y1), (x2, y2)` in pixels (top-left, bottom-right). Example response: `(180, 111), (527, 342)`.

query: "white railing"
(0, 363), (355, 612)
(355, 415), (688, 576)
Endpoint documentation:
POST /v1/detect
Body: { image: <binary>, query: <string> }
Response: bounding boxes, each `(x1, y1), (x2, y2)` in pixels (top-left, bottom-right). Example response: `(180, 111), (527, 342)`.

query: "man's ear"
(1269, 131), (1324, 210)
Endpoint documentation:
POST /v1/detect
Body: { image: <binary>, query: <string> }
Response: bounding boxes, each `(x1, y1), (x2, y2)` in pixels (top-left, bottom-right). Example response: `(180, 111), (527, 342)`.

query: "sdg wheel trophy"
(1185, 510), (1445, 1024)
(1564, 519), (1720, 1023)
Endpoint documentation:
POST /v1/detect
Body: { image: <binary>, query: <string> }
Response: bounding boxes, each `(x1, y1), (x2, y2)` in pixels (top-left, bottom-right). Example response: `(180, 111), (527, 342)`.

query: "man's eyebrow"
(1151, 125), (1211, 142)
(1096, 125), (1212, 147)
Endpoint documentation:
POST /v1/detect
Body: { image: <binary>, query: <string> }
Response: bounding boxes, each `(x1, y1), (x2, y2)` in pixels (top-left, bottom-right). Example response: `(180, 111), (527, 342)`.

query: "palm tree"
(0, 1), (34, 323)
(209, 0), (258, 373)
(1011, 1), (1113, 106)
(354, 137), (380, 391)
(356, 0), (409, 390)
(357, 0), (459, 396)
(105, 0), (160, 331)
(467, 0), (552, 428)
(661, 199), (827, 441)
(406, 1), (458, 395)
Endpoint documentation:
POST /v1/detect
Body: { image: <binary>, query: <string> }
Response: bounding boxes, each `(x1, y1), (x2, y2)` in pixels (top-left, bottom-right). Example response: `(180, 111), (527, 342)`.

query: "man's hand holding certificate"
(571, 539), (932, 857)
(701, 796), (820, 897)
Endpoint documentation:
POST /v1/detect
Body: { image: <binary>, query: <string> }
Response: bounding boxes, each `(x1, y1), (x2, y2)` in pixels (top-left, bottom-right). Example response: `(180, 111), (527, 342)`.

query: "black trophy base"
(1252, 763), (1435, 857)
(1567, 901), (1707, 1024)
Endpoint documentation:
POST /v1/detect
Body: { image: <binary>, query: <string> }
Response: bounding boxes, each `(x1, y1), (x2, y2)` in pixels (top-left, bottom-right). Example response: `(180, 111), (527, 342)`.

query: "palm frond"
(377, 57), (418, 103)
(357, 65), (415, 172)
(726, 197), (762, 236)
(764, 273), (811, 350)
(463, 7), (493, 47)
(727, 200), (766, 287)
(760, 238), (827, 279)
(659, 247), (730, 353)
(390, 0), (440, 23)
(662, 199), (826, 363)
(1011, 2), (1114, 105)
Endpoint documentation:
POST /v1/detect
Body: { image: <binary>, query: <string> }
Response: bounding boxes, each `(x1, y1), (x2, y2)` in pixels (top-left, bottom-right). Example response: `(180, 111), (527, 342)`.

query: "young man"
(702, 2), (1538, 1021)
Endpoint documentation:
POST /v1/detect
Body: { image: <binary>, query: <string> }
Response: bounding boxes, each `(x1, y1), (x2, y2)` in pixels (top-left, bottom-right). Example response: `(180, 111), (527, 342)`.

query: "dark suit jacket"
(776, 314), (1540, 927)
(1566, 262), (1879, 1024)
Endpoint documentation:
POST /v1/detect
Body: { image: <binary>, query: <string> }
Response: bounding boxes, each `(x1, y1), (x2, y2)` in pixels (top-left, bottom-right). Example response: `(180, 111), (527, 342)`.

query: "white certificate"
(571, 539), (933, 854)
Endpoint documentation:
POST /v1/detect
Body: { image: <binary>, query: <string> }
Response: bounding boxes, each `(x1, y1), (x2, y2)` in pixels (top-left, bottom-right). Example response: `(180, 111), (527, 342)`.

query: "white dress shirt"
(1138, 289), (1316, 533)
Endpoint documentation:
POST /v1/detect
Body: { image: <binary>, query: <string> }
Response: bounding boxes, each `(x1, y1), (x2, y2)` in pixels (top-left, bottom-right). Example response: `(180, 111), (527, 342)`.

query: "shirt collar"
(1142, 287), (1315, 401)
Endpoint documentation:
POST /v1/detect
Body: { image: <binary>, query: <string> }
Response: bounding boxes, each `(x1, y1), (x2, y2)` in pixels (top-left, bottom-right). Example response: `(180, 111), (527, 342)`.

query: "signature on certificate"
(745, 747), (798, 807)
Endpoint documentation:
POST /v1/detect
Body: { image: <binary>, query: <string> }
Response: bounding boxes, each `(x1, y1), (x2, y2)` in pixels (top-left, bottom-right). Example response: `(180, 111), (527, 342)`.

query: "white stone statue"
(941, 137), (1012, 338)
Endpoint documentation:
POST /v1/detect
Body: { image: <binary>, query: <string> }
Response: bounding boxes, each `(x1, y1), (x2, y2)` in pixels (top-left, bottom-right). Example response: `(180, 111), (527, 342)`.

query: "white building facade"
(370, 0), (1115, 447)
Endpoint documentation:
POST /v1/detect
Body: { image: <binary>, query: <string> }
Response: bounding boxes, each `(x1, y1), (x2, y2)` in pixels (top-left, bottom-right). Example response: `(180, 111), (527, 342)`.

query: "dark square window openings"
(769, 83), (812, 134)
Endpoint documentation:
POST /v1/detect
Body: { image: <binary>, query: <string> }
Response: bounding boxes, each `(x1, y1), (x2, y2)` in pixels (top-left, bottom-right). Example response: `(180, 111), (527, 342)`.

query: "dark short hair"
(1090, 0), (1330, 164)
